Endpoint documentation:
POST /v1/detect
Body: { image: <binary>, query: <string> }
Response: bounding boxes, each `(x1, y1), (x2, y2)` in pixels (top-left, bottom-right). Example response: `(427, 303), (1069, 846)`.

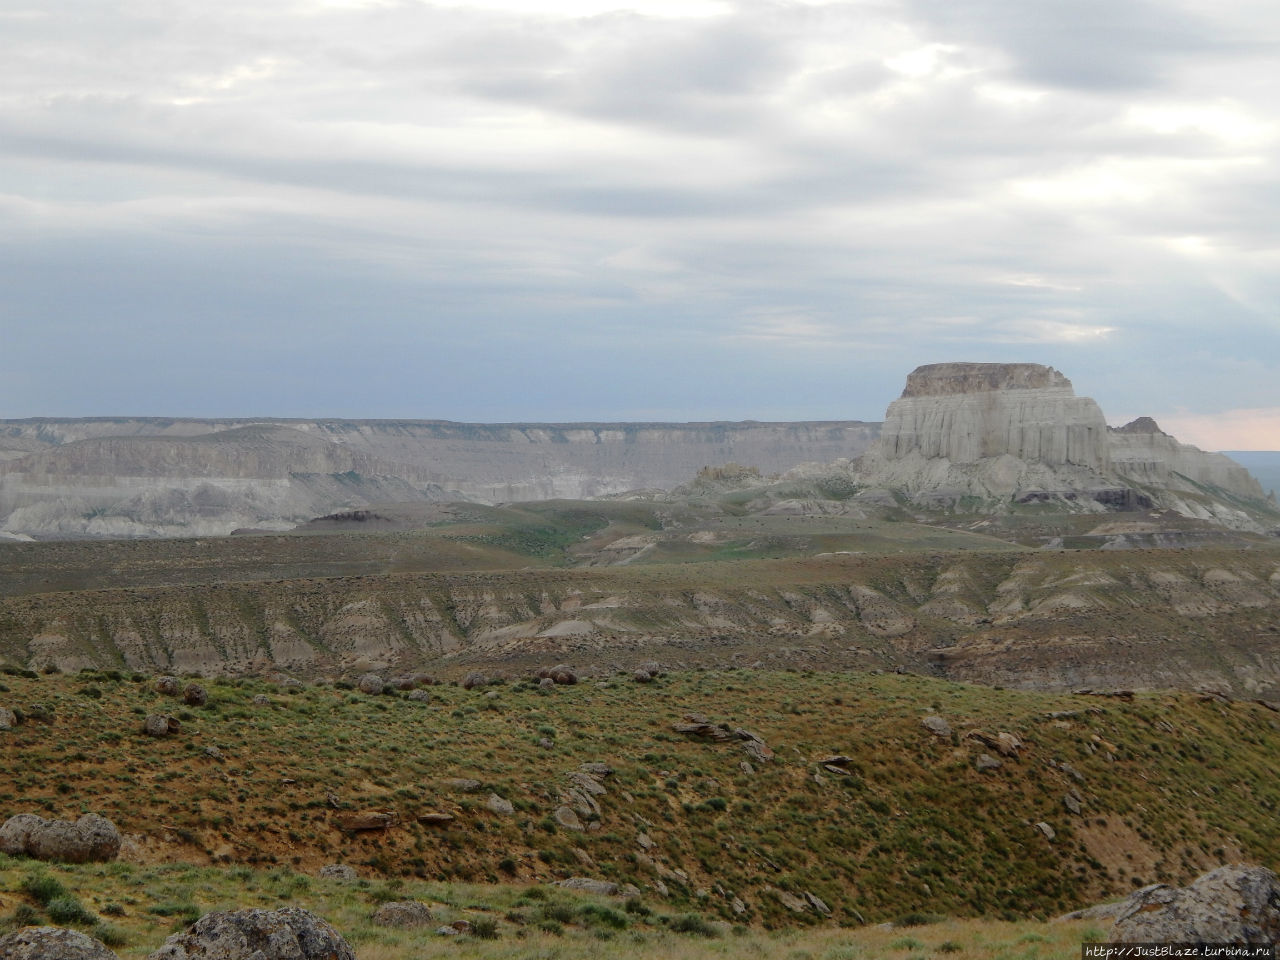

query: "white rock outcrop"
(1109, 417), (1264, 499)
(879, 363), (1110, 471)
(849, 362), (1268, 524)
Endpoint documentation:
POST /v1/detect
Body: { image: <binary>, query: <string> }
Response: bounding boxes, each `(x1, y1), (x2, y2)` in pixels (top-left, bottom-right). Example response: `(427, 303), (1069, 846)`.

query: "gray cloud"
(0, 0), (1277, 446)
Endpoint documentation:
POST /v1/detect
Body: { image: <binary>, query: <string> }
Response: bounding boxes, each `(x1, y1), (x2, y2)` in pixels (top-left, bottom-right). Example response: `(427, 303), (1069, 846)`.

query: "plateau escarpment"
(0, 418), (878, 538)
(825, 362), (1273, 530)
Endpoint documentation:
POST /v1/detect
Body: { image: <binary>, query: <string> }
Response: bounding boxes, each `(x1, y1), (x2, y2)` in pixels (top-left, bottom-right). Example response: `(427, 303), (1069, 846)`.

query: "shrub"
(20, 871), (70, 906)
(472, 917), (499, 939)
(92, 922), (129, 947)
(46, 896), (96, 925)
(667, 914), (720, 937)
(894, 912), (945, 927)
(579, 903), (628, 930)
(8, 903), (42, 928)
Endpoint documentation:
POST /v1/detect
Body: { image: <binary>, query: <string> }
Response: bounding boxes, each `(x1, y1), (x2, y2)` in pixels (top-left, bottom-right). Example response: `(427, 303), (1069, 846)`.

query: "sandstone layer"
(0, 418), (878, 538)
(3, 550), (1279, 697)
(849, 362), (1270, 528)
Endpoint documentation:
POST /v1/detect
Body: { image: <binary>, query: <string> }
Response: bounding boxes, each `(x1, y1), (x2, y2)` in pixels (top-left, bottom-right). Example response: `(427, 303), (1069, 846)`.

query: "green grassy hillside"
(1, 667), (1275, 949)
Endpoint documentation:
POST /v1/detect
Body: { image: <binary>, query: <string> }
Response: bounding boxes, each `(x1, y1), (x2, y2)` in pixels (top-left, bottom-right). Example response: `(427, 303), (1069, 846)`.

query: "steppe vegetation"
(2, 665), (1277, 957)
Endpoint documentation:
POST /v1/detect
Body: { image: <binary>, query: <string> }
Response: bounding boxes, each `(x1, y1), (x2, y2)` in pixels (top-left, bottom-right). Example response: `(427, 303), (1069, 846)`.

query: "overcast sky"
(2, 0), (1278, 449)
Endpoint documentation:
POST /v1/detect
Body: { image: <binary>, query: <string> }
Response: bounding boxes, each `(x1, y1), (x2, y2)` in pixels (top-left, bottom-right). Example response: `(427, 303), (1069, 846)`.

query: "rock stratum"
(0, 418), (878, 538)
(809, 362), (1272, 530)
(3, 549), (1280, 696)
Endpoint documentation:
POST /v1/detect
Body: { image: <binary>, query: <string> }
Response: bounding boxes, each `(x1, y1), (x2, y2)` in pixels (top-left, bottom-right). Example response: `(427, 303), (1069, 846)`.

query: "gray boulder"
(155, 676), (180, 696)
(544, 664), (577, 685)
(356, 673), (385, 695)
(0, 813), (44, 855)
(0, 926), (118, 959)
(182, 683), (208, 707)
(144, 714), (180, 737)
(317, 864), (357, 883)
(0, 813), (120, 863)
(0, 706), (17, 730)
(406, 689), (431, 703)
(1111, 864), (1280, 944)
(370, 901), (433, 928)
(462, 672), (487, 690)
(921, 715), (951, 738)
(485, 794), (515, 816)
(147, 907), (355, 959)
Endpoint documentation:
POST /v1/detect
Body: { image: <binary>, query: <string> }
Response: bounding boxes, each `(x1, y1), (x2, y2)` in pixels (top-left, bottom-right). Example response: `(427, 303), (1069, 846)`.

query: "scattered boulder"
(371, 901), (433, 928)
(143, 714), (180, 737)
(0, 813), (44, 855)
(462, 672), (488, 690)
(633, 670), (654, 683)
(672, 714), (734, 741)
(537, 737), (554, 749)
(146, 906), (355, 959)
(922, 715), (952, 738)
(1034, 821), (1055, 841)
(251, 695), (271, 707)
(155, 676), (180, 696)
(336, 811), (394, 832)
(203, 745), (224, 761)
(407, 690), (431, 703)
(805, 892), (831, 915)
(0, 706), (18, 730)
(318, 864), (358, 883)
(538, 678), (555, 689)
(637, 660), (663, 678)
(356, 673), (385, 695)
(418, 812), (456, 825)
(975, 753), (1002, 772)
(485, 794), (514, 816)
(182, 683), (208, 707)
(580, 762), (613, 777)
(557, 877), (619, 895)
(767, 887), (811, 913)
(389, 676), (417, 691)
(1063, 793), (1082, 815)
(0, 926), (118, 959)
(442, 778), (482, 793)
(276, 676), (304, 691)
(1110, 865), (1280, 944)
(0, 813), (120, 863)
(967, 730), (1023, 758)
(539, 664), (578, 685)
(449, 919), (472, 933)
(553, 806), (584, 831)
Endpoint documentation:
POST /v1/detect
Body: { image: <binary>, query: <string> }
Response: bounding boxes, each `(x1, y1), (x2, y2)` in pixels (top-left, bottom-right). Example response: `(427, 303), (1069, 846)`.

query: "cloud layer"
(2, 0), (1277, 447)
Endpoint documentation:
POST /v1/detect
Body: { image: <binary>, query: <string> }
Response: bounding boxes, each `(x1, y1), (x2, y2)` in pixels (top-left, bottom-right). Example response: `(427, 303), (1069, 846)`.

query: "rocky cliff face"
(0, 418), (878, 538)
(1109, 417), (1264, 498)
(847, 363), (1271, 528)
(876, 362), (1111, 470)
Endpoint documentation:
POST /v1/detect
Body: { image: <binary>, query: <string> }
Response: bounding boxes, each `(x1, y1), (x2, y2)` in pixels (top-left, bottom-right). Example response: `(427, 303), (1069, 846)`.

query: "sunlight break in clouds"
(1157, 409), (1280, 452)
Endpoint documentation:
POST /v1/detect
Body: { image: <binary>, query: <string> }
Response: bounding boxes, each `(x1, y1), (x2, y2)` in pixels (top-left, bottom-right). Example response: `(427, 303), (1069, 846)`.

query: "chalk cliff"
(847, 362), (1269, 527)
(0, 418), (878, 538)
(1109, 417), (1264, 498)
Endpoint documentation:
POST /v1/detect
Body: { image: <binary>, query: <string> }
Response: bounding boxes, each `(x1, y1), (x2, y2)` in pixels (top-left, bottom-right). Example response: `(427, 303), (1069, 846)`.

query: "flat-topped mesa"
(879, 362), (1110, 471)
(901, 362), (1073, 398)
